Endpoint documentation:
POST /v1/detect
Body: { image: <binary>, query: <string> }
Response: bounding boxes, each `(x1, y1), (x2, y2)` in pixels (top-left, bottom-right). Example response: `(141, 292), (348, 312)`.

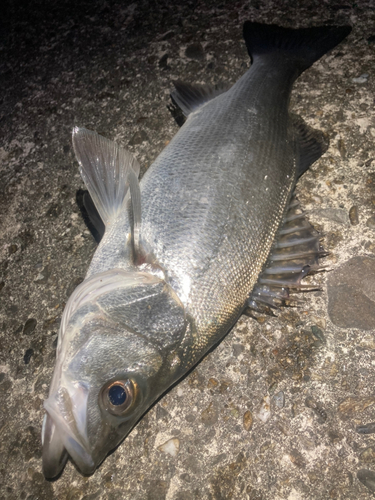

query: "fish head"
(42, 269), (186, 477)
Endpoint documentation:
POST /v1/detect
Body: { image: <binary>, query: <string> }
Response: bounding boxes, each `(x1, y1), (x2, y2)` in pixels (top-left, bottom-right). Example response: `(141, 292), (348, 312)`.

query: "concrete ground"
(1, 0), (375, 498)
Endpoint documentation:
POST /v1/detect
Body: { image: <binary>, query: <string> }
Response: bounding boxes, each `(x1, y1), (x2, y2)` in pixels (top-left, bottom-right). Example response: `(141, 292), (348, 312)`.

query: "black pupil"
(108, 385), (127, 406)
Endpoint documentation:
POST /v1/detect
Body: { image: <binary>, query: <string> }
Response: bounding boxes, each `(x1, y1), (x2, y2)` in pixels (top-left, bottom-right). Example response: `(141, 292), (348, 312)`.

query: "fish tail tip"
(242, 22), (352, 72)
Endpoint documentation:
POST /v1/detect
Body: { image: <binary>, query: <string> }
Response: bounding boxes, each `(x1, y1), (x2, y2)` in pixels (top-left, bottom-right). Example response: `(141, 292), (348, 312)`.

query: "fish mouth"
(42, 380), (96, 478)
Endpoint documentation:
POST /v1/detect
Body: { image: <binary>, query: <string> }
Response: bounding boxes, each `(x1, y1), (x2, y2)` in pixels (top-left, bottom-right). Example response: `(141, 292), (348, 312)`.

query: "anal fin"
(246, 194), (327, 315)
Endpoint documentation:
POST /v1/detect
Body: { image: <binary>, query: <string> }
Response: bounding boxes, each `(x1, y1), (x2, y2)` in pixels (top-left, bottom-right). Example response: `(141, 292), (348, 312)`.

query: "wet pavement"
(1, 0), (375, 498)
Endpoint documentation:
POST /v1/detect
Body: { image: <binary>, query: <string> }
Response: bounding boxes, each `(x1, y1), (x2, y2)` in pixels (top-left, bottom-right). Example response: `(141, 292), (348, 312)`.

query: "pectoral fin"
(72, 128), (142, 259)
(72, 127), (140, 227)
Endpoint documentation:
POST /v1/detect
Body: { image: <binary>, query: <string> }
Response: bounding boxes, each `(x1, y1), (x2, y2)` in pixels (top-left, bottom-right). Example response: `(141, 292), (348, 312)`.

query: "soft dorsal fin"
(72, 127), (141, 228)
(170, 81), (229, 117)
(291, 114), (329, 177)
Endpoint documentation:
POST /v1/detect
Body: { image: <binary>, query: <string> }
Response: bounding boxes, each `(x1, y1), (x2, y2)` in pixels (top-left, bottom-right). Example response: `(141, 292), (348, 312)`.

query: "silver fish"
(42, 22), (351, 477)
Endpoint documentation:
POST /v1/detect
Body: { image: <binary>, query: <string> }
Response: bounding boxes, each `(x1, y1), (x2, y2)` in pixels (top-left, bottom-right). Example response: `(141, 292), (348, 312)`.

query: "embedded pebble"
(8, 244), (18, 255)
(289, 449), (306, 468)
(313, 208), (349, 225)
(366, 215), (375, 229)
(299, 435), (315, 451)
(311, 325), (326, 343)
(158, 53), (169, 69)
(327, 256), (375, 330)
(352, 73), (369, 83)
(157, 438), (180, 457)
(337, 139), (346, 159)
(357, 422), (375, 434)
(23, 318), (37, 335)
(24, 348), (34, 364)
(185, 42), (204, 60)
(349, 205), (359, 225)
(360, 446), (375, 463)
(305, 396), (328, 423)
(273, 391), (285, 409)
(128, 130), (149, 146)
(34, 265), (50, 284)
(243, 410), (253, 431)
(255, 396), (271, 423)
(338, 396), (375, 419)
(357, 469), (375, 493)
(201, 402), (218, 425)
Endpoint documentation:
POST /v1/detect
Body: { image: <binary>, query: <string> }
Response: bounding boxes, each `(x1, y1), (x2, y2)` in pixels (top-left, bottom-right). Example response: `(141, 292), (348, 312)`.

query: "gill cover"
(42, 269), (186, 477)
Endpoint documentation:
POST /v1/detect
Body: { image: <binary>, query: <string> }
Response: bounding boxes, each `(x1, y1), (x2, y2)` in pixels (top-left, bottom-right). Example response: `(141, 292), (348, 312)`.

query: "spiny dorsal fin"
(291, 114), (329, 177)
(72, 128), (142, 258)
(246, 195), (327, 314)
(170, 81), (229, 117)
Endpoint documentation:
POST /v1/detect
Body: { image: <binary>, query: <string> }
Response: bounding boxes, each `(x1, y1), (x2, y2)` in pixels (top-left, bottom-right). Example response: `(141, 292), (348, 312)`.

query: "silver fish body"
(42, 22), (351, 477)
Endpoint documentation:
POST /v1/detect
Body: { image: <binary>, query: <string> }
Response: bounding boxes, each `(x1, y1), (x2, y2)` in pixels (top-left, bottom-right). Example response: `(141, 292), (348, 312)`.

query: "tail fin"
(243, 22), (351, 75)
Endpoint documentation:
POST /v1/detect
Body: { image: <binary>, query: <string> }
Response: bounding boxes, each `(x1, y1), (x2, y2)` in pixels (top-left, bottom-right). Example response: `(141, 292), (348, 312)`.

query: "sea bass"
(42, 22), (351, 477)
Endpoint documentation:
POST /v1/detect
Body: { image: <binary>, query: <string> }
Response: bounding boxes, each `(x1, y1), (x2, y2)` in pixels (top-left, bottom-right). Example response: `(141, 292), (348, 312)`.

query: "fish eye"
(100, 379), (136, 416)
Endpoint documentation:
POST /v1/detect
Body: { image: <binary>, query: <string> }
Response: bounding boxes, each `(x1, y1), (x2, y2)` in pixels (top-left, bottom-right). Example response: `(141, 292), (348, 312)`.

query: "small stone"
(360, 447), (375, 463)
(352, 73), (369, 83)
(160, 30), (175, 41)
(357, 469), (375, 493)
(305, 396), (328, 423)
(46, 203), (61, 218)
(289, 449), (306, 468)
(273, 391), (285, 409)
(128, 130), (149, 146)
(24, 348), (34, 364)
(232, 343), (244, 357)
(201, 402), (218, 425)
(327, 256), (375, 330)
(23, 318), (37, 335)
(337, 139), (346, 159)
(349, 206), (359, 225)
(185, 42), (204, 60)
(243, 410), (253, 431)
(357, 422), (375, 434)
(157, 438), (180, 457)
(277, 420), (290, 436)
(8, 244), (18, 255)
(34, 265), (50, 284)
(338, 396), (375, 419)
(366, 216), (375, 229)
(311, 325), (326, 343)
(207, 378), (219, 389)
(328, 431), (343, 444)
(255, 396), (271, 423)
(300, 435), (315, 450)
(158, 53), (169, 69)
(314, 208), (349, 225)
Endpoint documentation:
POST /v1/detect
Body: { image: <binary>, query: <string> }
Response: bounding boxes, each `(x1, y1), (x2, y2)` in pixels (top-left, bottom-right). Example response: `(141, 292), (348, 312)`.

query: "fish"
(41, 22), (351, 477)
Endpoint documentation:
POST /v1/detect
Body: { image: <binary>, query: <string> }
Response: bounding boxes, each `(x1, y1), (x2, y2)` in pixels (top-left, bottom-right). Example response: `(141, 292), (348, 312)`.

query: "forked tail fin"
(243, 22), (351, 76)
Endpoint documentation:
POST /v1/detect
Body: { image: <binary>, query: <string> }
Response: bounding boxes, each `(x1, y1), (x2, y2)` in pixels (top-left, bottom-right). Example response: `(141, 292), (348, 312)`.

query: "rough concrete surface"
(1, 0), (375, 498)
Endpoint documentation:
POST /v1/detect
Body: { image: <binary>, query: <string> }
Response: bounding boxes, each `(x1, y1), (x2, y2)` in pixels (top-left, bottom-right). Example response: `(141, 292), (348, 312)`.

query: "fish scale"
(130, 61), (295, 365)
(42, 22), (351, 478)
